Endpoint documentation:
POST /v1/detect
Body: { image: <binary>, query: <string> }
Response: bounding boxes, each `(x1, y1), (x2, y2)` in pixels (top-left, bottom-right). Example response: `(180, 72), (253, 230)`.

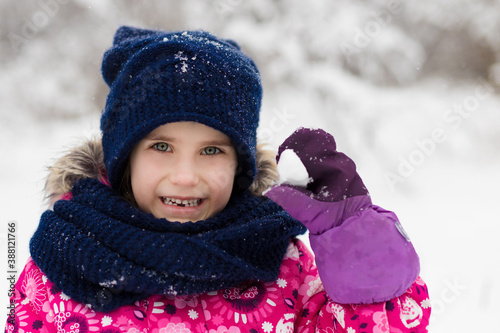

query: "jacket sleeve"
(293, 240), (431, 333)
(5, 258), (57, 333)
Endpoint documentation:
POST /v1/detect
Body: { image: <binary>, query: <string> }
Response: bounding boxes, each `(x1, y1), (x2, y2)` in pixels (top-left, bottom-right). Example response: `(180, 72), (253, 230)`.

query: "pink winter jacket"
(6, 239), (430, 333)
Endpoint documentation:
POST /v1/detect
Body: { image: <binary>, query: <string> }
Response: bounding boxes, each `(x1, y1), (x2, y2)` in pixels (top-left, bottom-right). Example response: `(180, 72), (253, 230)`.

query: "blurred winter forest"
(1, 0), (500, 162)
(1, 0), (500, 332)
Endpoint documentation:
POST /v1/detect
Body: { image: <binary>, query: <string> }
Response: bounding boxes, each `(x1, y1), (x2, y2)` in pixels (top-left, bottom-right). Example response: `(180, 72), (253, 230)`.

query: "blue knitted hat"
(100, 26), (262, 192)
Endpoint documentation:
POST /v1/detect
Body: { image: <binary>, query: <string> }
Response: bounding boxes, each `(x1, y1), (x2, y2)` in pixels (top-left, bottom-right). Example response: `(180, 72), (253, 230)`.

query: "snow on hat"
(100, 26), (262, 192)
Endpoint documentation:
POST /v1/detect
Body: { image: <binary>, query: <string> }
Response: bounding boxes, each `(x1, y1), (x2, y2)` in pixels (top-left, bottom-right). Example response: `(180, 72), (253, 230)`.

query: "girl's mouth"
(161, 197), (203, 207)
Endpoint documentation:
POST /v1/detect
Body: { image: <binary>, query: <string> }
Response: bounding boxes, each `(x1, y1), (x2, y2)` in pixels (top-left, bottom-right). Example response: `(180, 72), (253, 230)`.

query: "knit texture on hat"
(100, 26), (262, 191)
(29, 179), (306, 312)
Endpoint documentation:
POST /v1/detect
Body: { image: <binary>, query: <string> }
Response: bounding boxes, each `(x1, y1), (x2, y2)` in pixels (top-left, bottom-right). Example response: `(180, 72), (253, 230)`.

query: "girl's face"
(129, 121), (238, 222)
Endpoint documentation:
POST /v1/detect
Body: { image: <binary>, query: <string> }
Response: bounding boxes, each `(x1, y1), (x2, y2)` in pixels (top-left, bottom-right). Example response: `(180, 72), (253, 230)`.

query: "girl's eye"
(202, 147), (221, 155)
(153, 142), (171, 152)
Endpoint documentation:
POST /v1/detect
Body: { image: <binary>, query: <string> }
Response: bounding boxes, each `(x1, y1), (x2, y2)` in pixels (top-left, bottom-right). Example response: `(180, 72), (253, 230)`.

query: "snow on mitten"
(265, 127), (420, 304)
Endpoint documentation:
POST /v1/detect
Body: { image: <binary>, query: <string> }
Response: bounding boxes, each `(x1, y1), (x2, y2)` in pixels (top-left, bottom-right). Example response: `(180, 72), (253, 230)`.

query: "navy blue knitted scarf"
(30, 179), (305, 312)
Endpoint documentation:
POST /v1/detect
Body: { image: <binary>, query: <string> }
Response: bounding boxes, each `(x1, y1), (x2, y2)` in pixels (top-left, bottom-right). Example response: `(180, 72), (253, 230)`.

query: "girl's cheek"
(209, 161), (236, 177)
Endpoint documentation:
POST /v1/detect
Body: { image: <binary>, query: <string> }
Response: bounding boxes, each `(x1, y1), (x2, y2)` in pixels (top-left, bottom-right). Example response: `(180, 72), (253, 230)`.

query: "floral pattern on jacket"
(5, 239), (430, 333)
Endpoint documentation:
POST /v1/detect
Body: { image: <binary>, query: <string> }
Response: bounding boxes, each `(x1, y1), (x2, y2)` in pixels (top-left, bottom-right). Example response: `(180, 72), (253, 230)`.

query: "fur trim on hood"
(45, 137), (278, 206)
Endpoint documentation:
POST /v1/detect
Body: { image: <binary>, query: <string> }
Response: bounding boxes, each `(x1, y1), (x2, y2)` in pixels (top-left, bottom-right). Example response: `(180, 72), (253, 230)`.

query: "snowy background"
(1, 0), (500, 331)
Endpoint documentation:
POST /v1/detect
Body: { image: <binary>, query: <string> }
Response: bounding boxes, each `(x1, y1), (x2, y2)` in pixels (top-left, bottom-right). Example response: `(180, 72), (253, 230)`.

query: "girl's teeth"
(162, 197), (201, 207)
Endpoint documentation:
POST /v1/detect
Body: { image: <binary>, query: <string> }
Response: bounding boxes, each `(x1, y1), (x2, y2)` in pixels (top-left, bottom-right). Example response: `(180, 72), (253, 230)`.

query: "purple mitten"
(266, 128), (420, 304)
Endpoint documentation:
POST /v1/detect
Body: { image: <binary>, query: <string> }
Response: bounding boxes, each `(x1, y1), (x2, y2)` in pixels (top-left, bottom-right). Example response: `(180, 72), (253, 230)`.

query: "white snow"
(175, 51), (189, 73)
(276, 149), (311, 187)
(99, 280), (118, 288)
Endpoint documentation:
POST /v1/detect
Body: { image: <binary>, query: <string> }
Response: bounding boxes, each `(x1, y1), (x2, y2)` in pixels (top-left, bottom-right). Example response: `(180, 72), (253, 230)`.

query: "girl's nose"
(168, 159), (200, 187)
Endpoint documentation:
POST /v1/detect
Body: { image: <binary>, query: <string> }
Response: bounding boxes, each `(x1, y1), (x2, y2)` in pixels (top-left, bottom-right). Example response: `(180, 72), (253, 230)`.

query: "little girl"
(6, 26), (430, 333)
